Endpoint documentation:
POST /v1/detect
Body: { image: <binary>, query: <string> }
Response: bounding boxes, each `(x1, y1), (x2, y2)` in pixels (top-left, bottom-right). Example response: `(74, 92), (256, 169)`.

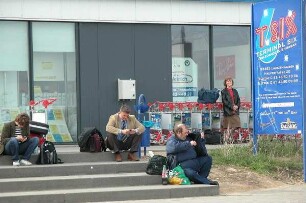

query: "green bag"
(168, 165), (191, 185)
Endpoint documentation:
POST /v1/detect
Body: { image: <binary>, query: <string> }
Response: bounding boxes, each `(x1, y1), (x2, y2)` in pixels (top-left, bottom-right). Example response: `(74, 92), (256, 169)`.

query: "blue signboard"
(252, 0), (303, 135)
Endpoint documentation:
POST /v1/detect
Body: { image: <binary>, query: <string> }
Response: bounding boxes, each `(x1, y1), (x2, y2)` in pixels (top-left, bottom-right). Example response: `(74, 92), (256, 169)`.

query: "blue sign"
(252, 0), (303, 135)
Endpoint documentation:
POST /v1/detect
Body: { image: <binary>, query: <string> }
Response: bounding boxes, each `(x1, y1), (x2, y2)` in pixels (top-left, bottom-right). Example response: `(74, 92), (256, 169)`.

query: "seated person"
(0, 113), (39, 166)
(106, 105), (145, 162)
(166, 124), (218, 185)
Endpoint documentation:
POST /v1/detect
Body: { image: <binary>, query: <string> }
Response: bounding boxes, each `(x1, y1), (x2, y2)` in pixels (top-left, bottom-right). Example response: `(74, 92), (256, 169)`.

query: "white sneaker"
(20, 159), (32, 166)
(13, 160), (20, 166)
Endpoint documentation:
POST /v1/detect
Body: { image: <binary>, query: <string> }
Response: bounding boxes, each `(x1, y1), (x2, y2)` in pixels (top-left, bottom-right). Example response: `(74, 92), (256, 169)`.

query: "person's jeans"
(4, 137), (39, 161)
(180, 155), (212, 184)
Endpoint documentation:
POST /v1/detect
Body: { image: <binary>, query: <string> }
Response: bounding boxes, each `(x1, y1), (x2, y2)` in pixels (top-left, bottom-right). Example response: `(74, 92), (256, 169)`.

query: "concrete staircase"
(0, 146), (219, 202)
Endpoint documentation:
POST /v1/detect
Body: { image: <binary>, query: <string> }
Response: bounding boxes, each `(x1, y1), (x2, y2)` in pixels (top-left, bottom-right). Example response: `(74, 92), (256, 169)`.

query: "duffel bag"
(30, 121), (49, 135)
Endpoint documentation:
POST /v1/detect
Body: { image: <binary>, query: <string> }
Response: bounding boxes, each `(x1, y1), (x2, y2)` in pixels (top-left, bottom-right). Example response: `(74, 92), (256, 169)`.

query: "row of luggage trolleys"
(146, 101), (253, 145)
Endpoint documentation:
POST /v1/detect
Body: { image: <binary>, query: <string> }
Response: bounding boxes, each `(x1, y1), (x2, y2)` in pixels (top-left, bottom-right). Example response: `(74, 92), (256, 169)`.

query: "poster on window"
(172, 57), (198, 102)
(215, 55), (235, 80)
(252, 0), (303, 135)
(45, 107), (73, 142)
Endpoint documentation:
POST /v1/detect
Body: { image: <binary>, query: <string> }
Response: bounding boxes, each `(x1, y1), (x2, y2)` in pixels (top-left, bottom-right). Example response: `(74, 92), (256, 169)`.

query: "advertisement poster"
(172, 57), (198, 102)
(215, 55), (236, 80)
(252, 0), (303, 135)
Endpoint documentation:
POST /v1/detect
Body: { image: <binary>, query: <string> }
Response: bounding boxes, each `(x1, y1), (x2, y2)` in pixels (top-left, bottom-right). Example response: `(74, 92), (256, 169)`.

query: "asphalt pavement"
(104, 184), (306, 203)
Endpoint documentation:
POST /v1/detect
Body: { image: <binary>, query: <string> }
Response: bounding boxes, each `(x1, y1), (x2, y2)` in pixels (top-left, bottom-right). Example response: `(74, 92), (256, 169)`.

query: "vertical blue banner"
(252, 0), (306, 182)
(252, 0), (303, 135)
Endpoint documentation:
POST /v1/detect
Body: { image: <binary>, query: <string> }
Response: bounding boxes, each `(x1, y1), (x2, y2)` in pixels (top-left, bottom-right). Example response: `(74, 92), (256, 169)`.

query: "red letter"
(256, 25), (268, 48)
(270, 21), (278, 43)
(286, 11), (297, 37)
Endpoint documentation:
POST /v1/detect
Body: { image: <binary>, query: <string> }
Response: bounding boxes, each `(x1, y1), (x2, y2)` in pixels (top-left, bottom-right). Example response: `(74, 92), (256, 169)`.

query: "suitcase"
(29, 121), (49, 135)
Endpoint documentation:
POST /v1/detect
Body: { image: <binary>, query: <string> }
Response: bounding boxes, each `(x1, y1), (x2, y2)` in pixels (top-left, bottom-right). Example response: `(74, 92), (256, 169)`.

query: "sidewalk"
(105, 184), (306, 203)
(55, 144), (223, 153)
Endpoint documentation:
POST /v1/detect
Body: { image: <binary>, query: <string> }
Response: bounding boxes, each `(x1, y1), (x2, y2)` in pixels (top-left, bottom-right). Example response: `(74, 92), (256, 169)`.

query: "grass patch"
(209, 137), (303, 180)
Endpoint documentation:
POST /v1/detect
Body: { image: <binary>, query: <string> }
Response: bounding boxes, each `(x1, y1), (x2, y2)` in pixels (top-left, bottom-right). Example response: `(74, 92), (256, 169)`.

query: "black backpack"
(78, 127), (106, 152)
(36, 141), (63, 164)
(146, 155), (167, 175)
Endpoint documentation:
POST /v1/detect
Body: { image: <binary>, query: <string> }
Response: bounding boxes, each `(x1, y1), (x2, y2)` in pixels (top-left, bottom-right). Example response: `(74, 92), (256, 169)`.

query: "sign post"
(252, 0), (306, 181)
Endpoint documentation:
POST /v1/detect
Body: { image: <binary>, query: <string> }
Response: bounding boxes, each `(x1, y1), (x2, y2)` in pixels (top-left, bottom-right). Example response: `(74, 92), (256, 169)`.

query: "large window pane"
(171, 25), (210, 102)
(32, 22), (77, 143)
(0, 21), (29, 132)
(212, 26), (251, 101)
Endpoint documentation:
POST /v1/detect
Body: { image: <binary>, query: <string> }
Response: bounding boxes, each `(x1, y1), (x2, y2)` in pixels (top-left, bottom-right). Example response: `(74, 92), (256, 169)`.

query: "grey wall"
(78, 22), (172, 136)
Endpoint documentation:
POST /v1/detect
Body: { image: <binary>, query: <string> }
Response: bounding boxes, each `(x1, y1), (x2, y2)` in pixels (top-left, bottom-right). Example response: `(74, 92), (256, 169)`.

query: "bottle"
(161, 165), (168, 185)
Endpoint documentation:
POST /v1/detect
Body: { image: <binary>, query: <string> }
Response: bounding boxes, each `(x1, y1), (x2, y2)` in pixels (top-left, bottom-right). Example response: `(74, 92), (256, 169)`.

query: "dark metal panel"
(78, 23), (101, 129)
(134, 24), (172, 103)
(98, 23), (135, 134)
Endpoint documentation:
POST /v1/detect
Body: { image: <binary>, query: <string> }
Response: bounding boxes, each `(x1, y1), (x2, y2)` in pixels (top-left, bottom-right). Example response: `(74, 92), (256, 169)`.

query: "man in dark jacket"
(166, 124), (218, 185)
(0, 113), (39, 166)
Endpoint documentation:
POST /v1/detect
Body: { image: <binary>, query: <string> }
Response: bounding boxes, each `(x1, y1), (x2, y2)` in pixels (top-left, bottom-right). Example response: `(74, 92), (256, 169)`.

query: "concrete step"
(0, 161), (147, 178)
(0, 151), (132, 165)
(0, 172), (161, 192)
(0, 184), (219, 203)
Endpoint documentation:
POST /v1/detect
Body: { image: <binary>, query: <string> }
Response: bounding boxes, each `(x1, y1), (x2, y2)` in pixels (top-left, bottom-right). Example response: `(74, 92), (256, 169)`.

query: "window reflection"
(212, 26), (251, 102)
(32, 22), (77, 142)
(0, 21), (29, 132)
(171, 25), (210, 102)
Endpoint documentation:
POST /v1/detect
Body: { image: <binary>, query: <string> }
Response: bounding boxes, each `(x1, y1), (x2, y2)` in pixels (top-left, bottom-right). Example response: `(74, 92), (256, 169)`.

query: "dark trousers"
(106, 132), (142, 153)
(4, 137), (39, 161)
(180, 155), (212, 184)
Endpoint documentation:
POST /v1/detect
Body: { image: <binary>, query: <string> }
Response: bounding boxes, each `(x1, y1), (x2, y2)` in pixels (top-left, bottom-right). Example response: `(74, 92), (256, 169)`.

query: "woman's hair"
(223, 77), (234, 87)
(15, 113), (30, 127)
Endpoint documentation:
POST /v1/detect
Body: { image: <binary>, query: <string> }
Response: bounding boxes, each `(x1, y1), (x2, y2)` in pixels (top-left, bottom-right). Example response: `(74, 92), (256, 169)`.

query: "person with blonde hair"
(0, 113), (39, 166)
(221, 77), (241, 129)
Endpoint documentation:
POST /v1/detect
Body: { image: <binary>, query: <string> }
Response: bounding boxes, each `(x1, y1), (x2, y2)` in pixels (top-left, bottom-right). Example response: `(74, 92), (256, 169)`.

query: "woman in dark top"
(221, 77), (241, 129)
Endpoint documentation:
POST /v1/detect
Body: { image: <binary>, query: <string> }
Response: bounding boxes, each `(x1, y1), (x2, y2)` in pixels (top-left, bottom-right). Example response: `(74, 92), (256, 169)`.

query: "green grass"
(209, 137), (303, 179)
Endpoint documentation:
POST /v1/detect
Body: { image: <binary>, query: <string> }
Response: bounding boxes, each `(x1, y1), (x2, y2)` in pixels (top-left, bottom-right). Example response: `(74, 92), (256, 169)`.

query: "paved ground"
(104, 184), (306, 203)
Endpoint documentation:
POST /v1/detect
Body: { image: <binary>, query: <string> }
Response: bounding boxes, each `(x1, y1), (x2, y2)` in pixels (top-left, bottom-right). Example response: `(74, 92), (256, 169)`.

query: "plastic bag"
(168, 165), (191, 185)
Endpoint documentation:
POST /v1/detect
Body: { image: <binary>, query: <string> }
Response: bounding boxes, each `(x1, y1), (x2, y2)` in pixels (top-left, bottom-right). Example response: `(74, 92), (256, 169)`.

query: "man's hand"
(129, 129), (136, 135)
(190, 140), (197, 146)
(16, 135), (27, 142)
(121, 129), (130, 135)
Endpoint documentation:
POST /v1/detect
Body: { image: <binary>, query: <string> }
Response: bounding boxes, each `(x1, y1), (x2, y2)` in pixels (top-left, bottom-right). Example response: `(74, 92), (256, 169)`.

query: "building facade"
(0, 0), (261, 143)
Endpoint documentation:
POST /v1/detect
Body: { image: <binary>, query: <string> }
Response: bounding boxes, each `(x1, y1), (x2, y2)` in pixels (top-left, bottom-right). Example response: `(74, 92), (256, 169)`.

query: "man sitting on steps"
(106, 105), (145, 162)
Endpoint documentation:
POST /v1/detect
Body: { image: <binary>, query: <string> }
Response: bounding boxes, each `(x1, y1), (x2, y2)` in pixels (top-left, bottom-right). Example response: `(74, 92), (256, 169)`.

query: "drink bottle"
(161, 165), (168, 185)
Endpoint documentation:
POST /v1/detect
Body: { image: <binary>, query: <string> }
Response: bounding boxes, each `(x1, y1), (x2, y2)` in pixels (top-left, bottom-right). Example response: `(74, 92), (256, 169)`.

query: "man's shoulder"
(128, 115), (137, 120)
(109, 113), (119, 119)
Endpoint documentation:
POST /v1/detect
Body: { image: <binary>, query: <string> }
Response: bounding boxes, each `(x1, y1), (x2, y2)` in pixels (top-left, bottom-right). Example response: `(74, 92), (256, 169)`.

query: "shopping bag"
(168, 165), (191, 185)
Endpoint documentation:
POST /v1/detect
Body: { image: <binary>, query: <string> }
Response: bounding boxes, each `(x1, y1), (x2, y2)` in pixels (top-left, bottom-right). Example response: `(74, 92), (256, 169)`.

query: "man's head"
(173, 123), (188, 140)
(15, 113), (30, 128)
(118, 105), (131, 121)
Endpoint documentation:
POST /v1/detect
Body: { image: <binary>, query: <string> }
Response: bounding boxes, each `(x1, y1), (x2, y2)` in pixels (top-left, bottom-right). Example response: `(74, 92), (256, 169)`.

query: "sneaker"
(20, 159), (32, 166)
(13, 160), (20, 166)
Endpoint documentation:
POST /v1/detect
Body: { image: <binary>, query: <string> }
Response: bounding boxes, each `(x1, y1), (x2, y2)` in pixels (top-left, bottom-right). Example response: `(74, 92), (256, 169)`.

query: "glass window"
(32, 22), (77, 142)
(171, 25), (210, 102)
(212, 26), (251, 101)
(0, 21), (29, 132)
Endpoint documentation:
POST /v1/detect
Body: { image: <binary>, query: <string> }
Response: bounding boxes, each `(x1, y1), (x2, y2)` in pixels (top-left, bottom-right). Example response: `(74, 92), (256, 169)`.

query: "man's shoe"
(128, 152), (139, 161)
(115, 153), (122, 162)
(20, 159), (32, 166)
(209, 180), (219, 186)
(13, 160), (20, 166)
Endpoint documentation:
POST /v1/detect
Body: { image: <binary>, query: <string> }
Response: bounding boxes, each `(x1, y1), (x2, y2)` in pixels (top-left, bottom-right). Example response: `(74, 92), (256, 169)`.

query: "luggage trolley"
(29, 98), (57, 145)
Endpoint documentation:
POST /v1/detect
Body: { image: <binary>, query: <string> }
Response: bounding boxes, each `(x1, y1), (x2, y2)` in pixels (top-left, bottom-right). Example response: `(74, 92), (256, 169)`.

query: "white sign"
(172, 57), (198, 102)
